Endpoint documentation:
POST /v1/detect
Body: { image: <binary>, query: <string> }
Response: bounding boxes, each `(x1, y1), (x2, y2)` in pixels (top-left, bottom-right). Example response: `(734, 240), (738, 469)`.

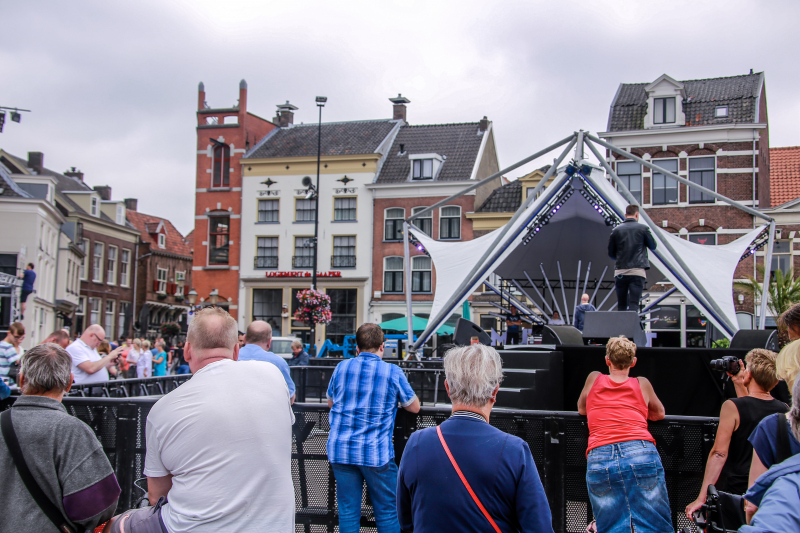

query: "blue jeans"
(176, 365), (191, 374)
(586, 440), (672, 533)
(331, 461), (400, 533)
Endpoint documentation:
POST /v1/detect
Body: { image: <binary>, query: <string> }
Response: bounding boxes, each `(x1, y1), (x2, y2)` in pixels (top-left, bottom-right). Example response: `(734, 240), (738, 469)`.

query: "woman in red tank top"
(577, 336), (671, 533)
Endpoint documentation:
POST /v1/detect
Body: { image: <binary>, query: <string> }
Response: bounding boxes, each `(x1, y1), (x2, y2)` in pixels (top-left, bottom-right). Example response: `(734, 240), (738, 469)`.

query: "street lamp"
(187, 288), (198, 306)
(209, 288), (219, 306)
(308, 96), (326, 355)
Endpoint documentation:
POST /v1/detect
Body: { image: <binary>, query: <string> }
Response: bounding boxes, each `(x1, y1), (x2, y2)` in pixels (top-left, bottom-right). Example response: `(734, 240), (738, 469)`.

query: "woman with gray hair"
(741, 377), (800, 532)
(397, 344), (554, 533)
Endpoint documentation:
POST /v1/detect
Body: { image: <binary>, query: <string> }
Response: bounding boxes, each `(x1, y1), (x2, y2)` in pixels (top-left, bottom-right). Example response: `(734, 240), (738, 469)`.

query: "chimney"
(27, 152), (44, 174)
(389, 94), (411, 122)
(93, 185), (112, 201)
(124, 198), (138, 212)
(238, 79), (248, 113)
(479, 116), (490, 132)
(275, 101), (298, 127)
(64, 166), (84, 182)
(198, 81), (205, 111)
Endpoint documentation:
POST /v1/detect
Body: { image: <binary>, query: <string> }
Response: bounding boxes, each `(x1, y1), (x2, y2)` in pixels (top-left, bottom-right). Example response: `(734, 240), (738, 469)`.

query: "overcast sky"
(2, 0), (798, 235)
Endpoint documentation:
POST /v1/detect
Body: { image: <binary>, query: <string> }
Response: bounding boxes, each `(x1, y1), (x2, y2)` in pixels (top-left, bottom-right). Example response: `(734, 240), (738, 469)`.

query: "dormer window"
(413, 159), (433, 180)
(158, 233), (166, 248)
(653, 97), (676, 124)
(715, 106), (729, 118)
(116, 204), (125, 225)
(90, 196), (99, 217)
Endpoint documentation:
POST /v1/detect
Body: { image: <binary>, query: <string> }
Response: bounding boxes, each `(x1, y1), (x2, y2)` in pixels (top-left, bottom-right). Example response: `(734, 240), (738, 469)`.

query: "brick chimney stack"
(198, 81), (205, 111)
(389, 94), (411, 122)
(93, 185), (112, 201)
(27, 152), (44, 174)
(238, 79), (248, 114)
(64, 167), (84, 181)
(275, 101), (298, 128)
(479, 116), (489, 132)
(124, 198), (138, 212)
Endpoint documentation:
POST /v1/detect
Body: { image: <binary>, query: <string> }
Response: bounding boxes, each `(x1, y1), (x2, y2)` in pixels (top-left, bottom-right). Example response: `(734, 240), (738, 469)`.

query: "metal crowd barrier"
(67, 374), (192, 398)
(45, 398), (714, 532)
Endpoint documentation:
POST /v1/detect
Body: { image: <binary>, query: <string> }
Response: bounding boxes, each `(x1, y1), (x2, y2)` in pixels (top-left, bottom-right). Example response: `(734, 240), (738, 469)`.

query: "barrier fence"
(25, 397), (715, 533)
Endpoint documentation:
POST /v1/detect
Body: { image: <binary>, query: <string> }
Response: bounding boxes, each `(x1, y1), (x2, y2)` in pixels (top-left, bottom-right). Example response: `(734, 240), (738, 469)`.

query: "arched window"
(384, 208), (404, 241)
(439, 206), (461, 240)
(212, 143), (231, 188)
(412, 206), (432, 237)
(384, 256), (404, 293)
(412, 256), (432, 293)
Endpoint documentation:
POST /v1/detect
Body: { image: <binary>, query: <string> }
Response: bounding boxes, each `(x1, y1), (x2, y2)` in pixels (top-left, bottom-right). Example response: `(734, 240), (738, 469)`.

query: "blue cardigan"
(741, 454), (800, 532)
(397, 415), (554, 533)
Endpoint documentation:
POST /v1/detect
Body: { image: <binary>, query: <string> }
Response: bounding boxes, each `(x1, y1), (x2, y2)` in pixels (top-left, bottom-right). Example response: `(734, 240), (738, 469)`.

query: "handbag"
(776, 412), (792, 464)
(436, 425), (502, 533)
(1, 410), (78, 533)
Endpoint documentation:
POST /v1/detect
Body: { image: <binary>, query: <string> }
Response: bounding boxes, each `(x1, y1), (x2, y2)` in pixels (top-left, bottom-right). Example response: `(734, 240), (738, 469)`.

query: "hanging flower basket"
(160, 321), (181, 337)
(292, 289), (332, 326)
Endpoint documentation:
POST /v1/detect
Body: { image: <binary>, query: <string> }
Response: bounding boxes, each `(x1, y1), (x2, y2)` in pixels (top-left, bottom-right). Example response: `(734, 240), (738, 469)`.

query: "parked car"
(271, 336), (301, 360)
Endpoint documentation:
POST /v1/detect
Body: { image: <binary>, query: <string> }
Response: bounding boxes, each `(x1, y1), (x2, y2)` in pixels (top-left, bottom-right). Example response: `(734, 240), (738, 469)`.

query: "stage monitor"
(583, 311), (647, 346)
(542, 325), (584, 345)
(730, 329), (779, 352)
(454, 318), (491, 346)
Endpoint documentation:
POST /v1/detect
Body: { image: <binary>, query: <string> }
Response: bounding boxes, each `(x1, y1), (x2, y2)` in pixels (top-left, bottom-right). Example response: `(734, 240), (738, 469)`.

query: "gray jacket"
(0, 396), (120, 532)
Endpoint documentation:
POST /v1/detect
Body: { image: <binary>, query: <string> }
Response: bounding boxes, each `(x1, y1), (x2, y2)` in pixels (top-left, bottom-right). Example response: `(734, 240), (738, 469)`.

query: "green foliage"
(712, 338), (730, 349)
(734, 266), (800, 319)
(160, 321), (181, 337)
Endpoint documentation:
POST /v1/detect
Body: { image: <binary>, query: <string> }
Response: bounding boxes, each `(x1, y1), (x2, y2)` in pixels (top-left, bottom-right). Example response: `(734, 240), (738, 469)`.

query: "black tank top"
(718, 396), (788, 494)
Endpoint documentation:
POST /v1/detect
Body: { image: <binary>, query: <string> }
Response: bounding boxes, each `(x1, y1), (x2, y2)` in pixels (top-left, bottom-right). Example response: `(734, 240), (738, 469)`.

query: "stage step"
(496, 387), (539, 410)
(502, 368), (544, 389)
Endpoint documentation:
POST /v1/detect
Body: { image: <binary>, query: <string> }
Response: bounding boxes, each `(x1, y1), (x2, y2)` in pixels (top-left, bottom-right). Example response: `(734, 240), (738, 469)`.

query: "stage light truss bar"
(521, 186), (575, 245)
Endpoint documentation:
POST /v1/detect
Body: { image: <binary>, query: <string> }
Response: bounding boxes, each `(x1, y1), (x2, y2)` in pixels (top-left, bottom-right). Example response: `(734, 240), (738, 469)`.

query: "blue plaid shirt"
(326, 352), (416, 467)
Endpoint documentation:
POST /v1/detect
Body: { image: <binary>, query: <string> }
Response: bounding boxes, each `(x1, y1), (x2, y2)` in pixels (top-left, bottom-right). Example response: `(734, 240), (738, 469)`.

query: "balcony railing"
(292, 255), (314, 269)
(331, 255), (356, 268)
(254, 256), (278, 269)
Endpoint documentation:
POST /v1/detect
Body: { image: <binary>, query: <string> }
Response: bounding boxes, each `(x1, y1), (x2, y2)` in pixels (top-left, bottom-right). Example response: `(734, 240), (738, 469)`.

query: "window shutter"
(153, 280), (159, 292)
(169, 283), (176, 295)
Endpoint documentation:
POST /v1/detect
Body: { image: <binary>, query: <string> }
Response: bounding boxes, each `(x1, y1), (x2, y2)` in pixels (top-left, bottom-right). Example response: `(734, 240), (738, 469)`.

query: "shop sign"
(265, 271), (342, 278)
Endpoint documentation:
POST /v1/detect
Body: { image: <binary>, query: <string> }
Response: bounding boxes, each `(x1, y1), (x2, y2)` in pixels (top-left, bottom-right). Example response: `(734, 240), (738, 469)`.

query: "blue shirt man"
(237, 321), (296, 400)
(326, 323), (420, 533)
(573, 293), (597, 332)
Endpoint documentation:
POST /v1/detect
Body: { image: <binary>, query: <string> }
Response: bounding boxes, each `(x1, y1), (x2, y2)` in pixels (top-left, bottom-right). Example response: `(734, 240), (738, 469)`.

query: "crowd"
(2, 298), (800, 531)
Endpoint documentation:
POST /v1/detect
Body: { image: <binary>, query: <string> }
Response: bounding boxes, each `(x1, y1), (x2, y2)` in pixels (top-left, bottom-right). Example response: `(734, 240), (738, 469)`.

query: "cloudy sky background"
(2, 0), (799, 234)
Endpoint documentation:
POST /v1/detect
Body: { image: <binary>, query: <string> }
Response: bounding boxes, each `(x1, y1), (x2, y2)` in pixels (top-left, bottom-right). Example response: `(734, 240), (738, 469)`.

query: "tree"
(734, 266), (800, 345)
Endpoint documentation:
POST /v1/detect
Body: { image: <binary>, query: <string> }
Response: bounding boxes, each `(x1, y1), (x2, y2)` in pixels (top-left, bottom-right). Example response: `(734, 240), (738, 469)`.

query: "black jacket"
(608, 218), (657, 270)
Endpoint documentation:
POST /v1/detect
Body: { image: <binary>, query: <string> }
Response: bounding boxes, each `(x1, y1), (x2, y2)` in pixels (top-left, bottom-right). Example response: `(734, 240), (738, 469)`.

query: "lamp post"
(309, 96), (327, 355)
(208, 288), (219, 306)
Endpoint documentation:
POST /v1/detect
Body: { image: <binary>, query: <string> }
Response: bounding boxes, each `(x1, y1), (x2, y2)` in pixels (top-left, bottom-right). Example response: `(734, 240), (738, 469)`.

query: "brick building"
(191, 80), (276, 316)
(126, 201), (193, 340)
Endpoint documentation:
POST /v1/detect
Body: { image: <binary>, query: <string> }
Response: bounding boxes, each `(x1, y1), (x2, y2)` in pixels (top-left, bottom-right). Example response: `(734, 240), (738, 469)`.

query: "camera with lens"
(709, 355), (740, 374)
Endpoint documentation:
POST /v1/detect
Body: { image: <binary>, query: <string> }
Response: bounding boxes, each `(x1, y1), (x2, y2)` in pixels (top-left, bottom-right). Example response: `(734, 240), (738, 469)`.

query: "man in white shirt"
(106, 307), (295, 533)
(66, 325), (122, 385)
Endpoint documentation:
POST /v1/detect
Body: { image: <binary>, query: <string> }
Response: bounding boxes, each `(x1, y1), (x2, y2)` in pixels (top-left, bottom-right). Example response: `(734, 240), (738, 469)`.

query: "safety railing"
(67, 374), (192, 398)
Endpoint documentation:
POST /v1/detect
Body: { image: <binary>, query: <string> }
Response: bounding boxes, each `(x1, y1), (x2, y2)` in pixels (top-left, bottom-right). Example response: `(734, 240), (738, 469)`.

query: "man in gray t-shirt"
(0, 343), (120, 532)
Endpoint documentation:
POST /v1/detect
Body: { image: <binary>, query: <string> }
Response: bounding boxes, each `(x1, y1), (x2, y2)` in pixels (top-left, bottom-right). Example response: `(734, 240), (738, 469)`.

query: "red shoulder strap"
(436, 425), (502, 533)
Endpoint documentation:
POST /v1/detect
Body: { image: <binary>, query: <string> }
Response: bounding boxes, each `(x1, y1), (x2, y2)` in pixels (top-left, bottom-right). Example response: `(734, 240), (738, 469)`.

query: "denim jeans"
(586, 440), (672, 533)
(176, 365), (191, 375)
(615, 275), (645, 311)
(332, 461), (400, 533)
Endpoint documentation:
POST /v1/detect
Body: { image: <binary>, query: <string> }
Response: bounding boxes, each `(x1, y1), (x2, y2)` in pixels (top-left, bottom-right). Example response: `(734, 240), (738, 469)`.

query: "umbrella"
(462, 301), (470, 321)
(378, 315), (455, 335)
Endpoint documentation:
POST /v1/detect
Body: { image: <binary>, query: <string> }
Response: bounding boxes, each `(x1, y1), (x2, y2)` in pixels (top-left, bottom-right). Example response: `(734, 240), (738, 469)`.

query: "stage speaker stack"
(582, 311), (647, 346)
(729, 329), (779, 352)
(541, 325), (584, 345)
(453, 318), (492, 346)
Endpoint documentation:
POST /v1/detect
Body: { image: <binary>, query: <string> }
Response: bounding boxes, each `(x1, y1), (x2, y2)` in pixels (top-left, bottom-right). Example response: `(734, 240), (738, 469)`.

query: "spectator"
(0, 343), (120, 531)
(42, 329), (71, 349)
(173, 341), (190, 375)
(577, 336), (671, 533)
(549, 310), (564, 325)
(287, 339), (310, 366)
(150, 337), (162, 358)
(66, 325), (122, 386)
(573, 293), (597, 332)
(238, 321), (295, 402)
(152, 340), (167, 377)
(137, 340), (152, 379)
(126, 339), (142, 378)
(398, 344), (554, 533)
(686, 349), (788, 519)
(105, 307), (295, 532)
(327, 323), (420, 533)
(17, 263), (36, 320)
(238, 330), (245, 348)
(740, 378), (800, 532)
(0, 322), (24, 384)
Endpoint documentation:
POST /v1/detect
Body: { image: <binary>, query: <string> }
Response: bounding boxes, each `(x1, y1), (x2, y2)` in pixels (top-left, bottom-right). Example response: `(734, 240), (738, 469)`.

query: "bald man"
(238, 320), (296, 403)
(66, 325), (123, 385)
(573, 294), (597, 332)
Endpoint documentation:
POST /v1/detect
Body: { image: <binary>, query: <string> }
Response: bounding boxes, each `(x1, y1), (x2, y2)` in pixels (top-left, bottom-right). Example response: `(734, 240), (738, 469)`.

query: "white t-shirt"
(66, 339), (109, 385)
(126, 348), (140, 365)
(144, 358), (295, 532)
(137, 350), (152, 379)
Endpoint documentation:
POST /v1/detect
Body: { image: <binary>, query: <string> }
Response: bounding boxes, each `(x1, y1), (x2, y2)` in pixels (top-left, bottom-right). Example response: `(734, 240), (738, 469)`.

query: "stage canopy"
(404, 132), (775, 351)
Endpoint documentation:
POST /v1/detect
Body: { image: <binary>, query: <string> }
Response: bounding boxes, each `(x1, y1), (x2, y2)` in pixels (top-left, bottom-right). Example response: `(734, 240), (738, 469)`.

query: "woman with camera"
(685, 349), (788, 521)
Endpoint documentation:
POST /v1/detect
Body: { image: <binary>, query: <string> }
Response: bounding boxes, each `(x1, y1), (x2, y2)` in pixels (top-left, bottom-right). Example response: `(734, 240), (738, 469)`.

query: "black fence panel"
(67, 375), (192, 398)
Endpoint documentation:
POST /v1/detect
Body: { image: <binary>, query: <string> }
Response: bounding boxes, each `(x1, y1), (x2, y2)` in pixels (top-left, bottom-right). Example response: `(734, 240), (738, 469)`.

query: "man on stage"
(608, 205), (657, 311)
(506, 307), (522, 345)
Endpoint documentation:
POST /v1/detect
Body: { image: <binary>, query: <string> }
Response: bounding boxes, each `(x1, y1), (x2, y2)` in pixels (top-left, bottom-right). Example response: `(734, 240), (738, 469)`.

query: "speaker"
(453, 318), (492, 346)
(541, 325), (584, 345)
(730, 329), (779, 352)
(582, 311), (647, 346)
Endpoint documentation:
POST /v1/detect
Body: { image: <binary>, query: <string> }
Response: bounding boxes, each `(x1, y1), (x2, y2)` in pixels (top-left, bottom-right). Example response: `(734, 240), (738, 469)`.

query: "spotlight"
(10, 112), (21, 123)
(580, 164), (592, 176)
(566, 165), (577, 176)
(417, 244), (424, 251)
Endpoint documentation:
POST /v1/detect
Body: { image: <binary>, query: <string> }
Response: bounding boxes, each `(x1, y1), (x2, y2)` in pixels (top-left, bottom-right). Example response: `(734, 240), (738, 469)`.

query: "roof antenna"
(750, 68), (753, 74)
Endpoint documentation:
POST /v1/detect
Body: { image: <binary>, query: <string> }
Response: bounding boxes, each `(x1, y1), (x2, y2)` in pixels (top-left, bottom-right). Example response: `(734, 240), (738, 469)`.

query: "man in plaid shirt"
(327, 323), (420, 532)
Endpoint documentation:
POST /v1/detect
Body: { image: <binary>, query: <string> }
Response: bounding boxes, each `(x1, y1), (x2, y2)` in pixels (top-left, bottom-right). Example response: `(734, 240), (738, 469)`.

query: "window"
(384, 208), (404, 241)
(771, 240), (792, 277)
(412, 207), (432, 237)
(293, 237), (314, 268)
(291, 288), (309, 328)
(158, 233), (166, 248)
(106, 246), (118, 285)
(79, 239), (89, 280)
(332, 236), (356, 268)
(412, 256), (432, 292)
(413, 159), (433, 180)
(258, 199), (279, 223)
(652, 159), (678, 205)
(384, 256), (404, 293)
(715, 106), (729, 118)
(440, 206), (461, 240)
(295, 198), (316, 222)
(327, 288), (358, 346)
(90, 196), (99, 217)
(75, 296), (86, 333)
(208, 216), (230, 265)
(120, 249), (130, 287)
(157, 267), (168, 293)
(653, 97), (676, 124)
(118, 302), (130, 339)
(649, 305), (681, 348)
(334, 197), (357, 221)
(116, 204), (125, 225)
(175, 271), (186, 281)
(688, 157), (715, 204)
(253, 289), (282, 336)
(616, 161), (642, 204)
(105, 300), (115, 339)
(175, 283), (184, 297)
(256, 237), (279, 269)
(92, 242), (104, 283)
(688, 233), (717, 245)
(89, 297), (102, 325)
(212, 143), (231, 188)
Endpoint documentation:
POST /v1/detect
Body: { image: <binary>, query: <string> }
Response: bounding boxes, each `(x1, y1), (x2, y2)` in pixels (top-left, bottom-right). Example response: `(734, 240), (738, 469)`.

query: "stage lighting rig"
(406, 230), (430, 257)
(521, 184), (574, 246)
(575, 172), (622, 228)
(739, 228), (771, 262)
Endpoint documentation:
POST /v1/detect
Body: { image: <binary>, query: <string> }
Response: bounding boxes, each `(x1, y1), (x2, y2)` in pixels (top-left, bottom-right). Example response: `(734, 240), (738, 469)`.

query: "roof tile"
(127, 211), (193, 257)
(770, 146), (800, 207)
